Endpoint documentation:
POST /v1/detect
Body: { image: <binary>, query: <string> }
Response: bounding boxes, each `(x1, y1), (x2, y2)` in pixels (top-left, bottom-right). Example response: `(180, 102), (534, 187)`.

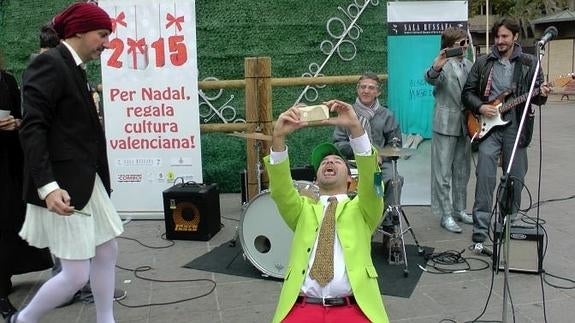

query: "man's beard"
(497, 44), (511, 56)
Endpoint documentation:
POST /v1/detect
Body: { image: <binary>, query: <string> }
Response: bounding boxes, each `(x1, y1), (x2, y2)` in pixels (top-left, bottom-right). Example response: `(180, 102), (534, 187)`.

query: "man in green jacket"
(264, 99), (389, 323)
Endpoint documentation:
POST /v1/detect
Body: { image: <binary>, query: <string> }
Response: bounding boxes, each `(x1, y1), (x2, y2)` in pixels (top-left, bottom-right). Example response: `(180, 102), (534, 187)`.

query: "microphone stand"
(499, 43), (546, 323)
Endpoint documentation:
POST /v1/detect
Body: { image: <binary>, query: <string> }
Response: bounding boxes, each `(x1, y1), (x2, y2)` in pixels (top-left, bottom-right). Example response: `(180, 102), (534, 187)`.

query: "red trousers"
(282, 302), (371, 323)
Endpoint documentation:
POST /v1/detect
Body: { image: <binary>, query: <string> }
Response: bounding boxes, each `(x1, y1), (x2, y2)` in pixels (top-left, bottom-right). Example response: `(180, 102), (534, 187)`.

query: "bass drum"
(239, 180), (318, 278)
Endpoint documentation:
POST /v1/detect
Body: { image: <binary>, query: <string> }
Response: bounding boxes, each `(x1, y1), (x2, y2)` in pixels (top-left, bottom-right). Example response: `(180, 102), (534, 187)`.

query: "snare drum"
(239, 180), (318, 278)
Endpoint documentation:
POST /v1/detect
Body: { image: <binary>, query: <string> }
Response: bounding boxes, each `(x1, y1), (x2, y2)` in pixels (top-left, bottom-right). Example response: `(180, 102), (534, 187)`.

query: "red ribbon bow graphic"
(165, 13), (184, 32)
(111, 12), (127, 33)
(127, 38), (146, 55)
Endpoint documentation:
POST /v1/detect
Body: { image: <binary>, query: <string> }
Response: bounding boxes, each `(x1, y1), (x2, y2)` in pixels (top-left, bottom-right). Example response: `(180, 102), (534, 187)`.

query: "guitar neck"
(500, 88), (541, 113)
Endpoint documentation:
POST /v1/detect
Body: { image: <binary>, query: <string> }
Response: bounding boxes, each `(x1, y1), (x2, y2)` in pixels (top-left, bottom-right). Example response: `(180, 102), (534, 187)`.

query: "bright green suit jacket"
(263, 149), (389, 323)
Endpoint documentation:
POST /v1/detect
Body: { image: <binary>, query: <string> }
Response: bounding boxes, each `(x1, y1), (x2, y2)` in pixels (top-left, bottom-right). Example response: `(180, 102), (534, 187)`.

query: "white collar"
(61, 41), (85, 68)
(319, 194), (349, 204)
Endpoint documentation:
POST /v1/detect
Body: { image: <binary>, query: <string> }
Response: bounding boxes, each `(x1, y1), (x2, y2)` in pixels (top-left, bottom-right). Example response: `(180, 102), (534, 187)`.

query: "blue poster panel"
(387, 1), (468, 139)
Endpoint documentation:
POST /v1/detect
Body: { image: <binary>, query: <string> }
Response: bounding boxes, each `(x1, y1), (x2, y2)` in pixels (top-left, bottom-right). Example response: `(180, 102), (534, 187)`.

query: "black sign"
(388, 21), (468, 36)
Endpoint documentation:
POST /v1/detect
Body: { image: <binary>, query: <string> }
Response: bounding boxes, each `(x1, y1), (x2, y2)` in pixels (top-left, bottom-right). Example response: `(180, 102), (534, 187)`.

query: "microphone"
(473, 243), (492, 257)
(537, 26), (558, 47)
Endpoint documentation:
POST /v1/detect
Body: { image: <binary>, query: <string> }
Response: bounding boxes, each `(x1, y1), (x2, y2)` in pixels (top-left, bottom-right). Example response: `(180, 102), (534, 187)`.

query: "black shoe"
(0, 298), (16, 319)
(472, 232), (487, 244)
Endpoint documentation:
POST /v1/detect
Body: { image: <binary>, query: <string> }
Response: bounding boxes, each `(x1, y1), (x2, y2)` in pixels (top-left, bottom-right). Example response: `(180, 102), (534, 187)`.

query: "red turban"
(53, 3), (112, 39)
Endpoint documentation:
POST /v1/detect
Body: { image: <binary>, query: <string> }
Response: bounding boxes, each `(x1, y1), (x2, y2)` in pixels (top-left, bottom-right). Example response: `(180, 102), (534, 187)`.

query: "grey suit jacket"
(424, 58), (472, 136)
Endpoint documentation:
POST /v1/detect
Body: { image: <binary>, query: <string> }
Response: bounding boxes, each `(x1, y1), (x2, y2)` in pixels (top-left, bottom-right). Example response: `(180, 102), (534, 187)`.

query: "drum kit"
(229, 132), (423, 279)
(238, 180), (317, 278)
(229, 131), (291, 278)
(377, 142), (424, 277)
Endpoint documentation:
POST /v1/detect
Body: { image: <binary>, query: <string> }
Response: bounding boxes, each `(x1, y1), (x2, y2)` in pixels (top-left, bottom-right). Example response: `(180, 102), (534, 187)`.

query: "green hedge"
(0, 0), (388, 192)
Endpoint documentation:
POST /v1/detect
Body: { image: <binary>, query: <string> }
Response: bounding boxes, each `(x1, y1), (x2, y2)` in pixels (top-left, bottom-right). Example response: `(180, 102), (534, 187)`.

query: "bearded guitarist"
(461, 17), (551, 250)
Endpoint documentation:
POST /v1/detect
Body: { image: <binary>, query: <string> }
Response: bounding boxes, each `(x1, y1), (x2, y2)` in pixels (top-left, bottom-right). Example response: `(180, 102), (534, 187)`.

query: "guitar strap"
(483, 67), (494, 99)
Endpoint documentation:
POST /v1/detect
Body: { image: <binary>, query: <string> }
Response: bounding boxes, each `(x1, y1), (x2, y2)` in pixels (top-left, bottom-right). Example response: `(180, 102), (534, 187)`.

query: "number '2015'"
(107, 35), (188, 69)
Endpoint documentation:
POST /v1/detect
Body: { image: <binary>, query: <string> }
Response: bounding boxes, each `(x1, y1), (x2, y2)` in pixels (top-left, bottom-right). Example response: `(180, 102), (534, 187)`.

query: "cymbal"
(378, 147), (415, 158)
(228, 132), (273, 141)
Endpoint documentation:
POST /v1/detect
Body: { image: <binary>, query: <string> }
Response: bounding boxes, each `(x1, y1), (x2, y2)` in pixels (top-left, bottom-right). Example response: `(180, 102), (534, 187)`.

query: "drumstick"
(74, 209), (92, 216)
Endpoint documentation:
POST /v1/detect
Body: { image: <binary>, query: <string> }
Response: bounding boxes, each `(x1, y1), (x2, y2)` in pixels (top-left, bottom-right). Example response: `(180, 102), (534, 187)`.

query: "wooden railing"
(198, 56), (388, 201)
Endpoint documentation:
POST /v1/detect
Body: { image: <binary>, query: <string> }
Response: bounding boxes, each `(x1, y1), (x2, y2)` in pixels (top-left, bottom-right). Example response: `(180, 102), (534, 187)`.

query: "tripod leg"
(228, 225), (239, 247)
(229, 203), (248, 247)
(398, 213), (409, 277)
(400, 208), (424, 255)
(380, 206), (397, 259)
(386, 208), (404, 265)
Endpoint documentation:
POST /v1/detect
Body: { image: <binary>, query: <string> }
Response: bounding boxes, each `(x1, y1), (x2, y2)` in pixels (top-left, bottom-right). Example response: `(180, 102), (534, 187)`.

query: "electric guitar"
(466, 88), (541, 141)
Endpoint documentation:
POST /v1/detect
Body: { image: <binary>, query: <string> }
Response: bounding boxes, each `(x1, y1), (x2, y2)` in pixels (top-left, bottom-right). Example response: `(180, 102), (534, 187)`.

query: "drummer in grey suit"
(424, 27), (473, 233)
(333, 72), (403, 237)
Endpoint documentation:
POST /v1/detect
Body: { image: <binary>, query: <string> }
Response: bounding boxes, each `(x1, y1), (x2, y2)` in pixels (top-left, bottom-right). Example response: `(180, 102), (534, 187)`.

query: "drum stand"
(380, 155), (424, 277)
(229, 139), (264, 248)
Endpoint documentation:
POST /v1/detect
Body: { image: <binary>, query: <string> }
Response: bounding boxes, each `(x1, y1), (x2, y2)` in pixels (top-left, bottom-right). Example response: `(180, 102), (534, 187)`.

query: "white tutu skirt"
(19, 175), (124, 260)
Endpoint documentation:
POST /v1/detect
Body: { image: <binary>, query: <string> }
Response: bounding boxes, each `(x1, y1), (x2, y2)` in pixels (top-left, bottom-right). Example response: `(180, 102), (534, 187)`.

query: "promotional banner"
(100, 0), (200, 218)
(387, 1), (467, 139)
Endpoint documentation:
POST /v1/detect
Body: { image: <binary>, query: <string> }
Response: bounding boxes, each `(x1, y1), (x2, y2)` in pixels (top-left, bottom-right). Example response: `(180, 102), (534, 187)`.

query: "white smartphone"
(297, 105), (329, 122)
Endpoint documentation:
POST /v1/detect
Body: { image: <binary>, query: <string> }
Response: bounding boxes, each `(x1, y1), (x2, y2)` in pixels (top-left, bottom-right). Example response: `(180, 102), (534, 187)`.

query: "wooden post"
(244, 57), (260, 201)
(257, 57), (272, 190)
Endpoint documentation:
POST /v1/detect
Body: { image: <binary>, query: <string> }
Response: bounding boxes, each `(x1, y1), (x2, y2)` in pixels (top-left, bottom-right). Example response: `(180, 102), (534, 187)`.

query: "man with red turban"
(7, 3), (123, 323)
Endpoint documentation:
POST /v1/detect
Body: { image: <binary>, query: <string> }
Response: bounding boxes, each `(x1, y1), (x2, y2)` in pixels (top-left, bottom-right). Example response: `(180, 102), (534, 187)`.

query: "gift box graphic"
(127, 37), (149, 70)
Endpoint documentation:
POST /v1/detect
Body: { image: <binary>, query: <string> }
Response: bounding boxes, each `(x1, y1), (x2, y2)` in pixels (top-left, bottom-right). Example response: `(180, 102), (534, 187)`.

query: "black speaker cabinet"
(493, 224), (544, 274)
(162, 183), (221, 241)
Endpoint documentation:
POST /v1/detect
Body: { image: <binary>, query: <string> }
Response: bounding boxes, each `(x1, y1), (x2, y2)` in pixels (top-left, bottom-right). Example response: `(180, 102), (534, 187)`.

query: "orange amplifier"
(162, 182), (221, 241)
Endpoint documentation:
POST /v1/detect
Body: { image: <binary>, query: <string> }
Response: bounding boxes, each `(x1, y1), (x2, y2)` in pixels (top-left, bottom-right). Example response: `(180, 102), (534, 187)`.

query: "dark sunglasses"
(458, 39), (469, 46)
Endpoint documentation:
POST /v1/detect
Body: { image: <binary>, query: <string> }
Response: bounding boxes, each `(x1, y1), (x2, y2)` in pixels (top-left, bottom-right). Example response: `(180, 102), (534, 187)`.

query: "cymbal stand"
(380, 155), (424, 277)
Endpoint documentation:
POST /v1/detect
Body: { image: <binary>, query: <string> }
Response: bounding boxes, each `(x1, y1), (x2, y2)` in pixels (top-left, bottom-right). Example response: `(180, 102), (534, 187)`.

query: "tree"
(509, 0), (542, 38)
(540, 0), (575, 13)
(471, 0), (573, 39)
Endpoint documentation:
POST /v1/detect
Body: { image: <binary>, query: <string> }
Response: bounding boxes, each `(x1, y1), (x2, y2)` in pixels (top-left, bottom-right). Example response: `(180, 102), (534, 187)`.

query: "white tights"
(17, 239), (118, 323)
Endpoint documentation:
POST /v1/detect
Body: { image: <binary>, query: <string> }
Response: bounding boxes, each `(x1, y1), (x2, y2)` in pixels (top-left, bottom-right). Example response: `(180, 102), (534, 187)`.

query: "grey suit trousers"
(430, 131), (471, 222)
(472, 124), (527, 243)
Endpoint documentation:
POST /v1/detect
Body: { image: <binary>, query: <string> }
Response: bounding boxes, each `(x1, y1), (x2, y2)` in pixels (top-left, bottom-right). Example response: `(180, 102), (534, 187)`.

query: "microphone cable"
(420, 248), (490, 274)
(114, 226), (217, 308)
(114, 263), (217, 308)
